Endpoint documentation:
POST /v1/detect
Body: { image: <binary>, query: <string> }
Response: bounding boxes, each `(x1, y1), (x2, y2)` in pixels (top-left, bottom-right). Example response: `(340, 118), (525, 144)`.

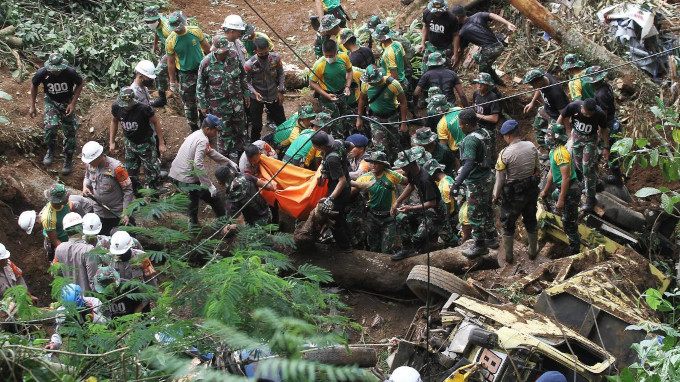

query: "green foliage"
(608, 288), (680, 382)
(0, 0), (169, 90)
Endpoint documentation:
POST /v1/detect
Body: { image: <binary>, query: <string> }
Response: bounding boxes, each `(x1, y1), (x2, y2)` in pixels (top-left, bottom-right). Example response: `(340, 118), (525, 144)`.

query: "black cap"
(311, 131), (335, 147)
(451, 5), (465, 16)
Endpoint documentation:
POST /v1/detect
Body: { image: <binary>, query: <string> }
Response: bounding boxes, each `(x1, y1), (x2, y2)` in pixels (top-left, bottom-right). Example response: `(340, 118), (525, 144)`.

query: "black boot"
(150, 91), (167, 108)
(391, 244), (417, 261)
(490, 70), (506, 87)
(462, 240), (489, 258)
(61, 154), (73, 175)
(43, 145), (55, 166)
(582, 196), (597, 213)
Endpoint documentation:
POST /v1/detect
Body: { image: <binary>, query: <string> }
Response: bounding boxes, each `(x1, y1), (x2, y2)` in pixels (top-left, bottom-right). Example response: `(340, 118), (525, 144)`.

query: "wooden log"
(0, 26), (16, 37)
(289, 246), (499, 293)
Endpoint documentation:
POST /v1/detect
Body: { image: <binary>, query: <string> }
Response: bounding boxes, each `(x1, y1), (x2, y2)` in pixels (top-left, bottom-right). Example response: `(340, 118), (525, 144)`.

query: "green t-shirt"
(549, 145), (578, 185)
(357, 170), (405, 211)
(459, 132), (492, 183)
(437, 109), (466, 151)
(285, 129), (315, 160)
(380, 40), (406, 83)
(166, 26), (207, 71)
(41, 201), (72, 242)
(155, 16), (171, 52)
(243, 32), (274, 57)
(322, 0), (341, 10)
(273, 112), (299, 145)
(311, 53), (352, 93)
(360, 78), (404, 116)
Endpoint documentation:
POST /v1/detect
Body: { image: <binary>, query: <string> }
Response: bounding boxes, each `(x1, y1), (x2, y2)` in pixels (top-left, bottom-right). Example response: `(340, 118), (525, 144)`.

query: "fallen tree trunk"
(507, 0), (659, 99)
(289, 246), (499, 293)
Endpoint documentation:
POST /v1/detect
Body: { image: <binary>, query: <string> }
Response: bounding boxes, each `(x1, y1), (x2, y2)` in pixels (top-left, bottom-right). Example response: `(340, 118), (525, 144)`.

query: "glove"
(45, 343), (57, 350)
(209, 184), (217, 198)
(170, 82), (179, 93)
(318, 197), (335, 216)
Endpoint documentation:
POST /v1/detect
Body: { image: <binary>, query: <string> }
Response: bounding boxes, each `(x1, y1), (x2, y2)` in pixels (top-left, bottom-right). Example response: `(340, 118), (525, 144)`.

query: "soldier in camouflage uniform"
(423, 158), (460, 246)
(29, 53), (85, 175)
(522, 68), (570, 153)
(540, 123), (582, 254)
(453, 109), (496, 258)
(412, 127), (457, 175)
(197, 35), (251, 159)
(142, 6), (171, 107)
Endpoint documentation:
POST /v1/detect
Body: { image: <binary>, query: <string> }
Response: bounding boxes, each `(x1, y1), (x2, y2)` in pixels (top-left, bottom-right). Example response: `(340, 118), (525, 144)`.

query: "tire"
(302, 345), (377, 368)
(406, 265), (483, 303)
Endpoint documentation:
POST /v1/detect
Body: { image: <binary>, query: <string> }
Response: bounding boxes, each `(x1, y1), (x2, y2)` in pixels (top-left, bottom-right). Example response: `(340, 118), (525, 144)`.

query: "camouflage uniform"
(197, 40), (250, 158)
(124, 137), (160, 189)
(553, 185), (581, 254)
(155, 55), (169, 92)
(421, 42), (449, 74)
(466, 174), (494, 242)
(572, 134), (598, 200)
(44, 97), (78, 154)
(178, 71), (200, 129)
(532, 107), (553, 151)
(473, 42), (504, 79)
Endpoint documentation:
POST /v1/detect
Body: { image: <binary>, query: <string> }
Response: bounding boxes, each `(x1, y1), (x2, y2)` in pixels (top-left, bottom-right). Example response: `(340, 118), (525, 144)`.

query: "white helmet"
(18, 210), (37, 234)
(0, 243), (10, 260)
(62, 212), (83, 230)
(82, 213), (102, 235)
(82, 141), (104, 164)
(134, 60), (157, 79)
(222, 14), (245, 31)
(387, 366), (422, 382)
(110, 230), (134, 255)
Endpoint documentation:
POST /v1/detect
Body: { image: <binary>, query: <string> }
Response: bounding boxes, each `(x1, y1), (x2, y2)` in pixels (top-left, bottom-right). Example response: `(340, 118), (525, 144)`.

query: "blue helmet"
(60, 283), (85, 307)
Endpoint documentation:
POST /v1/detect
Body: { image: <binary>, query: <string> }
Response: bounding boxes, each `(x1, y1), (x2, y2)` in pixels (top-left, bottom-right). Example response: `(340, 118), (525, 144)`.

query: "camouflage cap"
(411, 146), (433, 166)
(411, 126), (438, 146)
(393, 149), (417, 169)
(372, 23), (394, 41)
(44, 183), (70, 204)
(298, 105), (316, 119)
(360, 64), (383, 84)
(522, 68), (546, 84)
(168, 11), (186, 28)
(242, 23), (255, 40)
(423, 158), (445, 176)
(365, 151), (391, 167)
(319, 14), (341, 33)
(312, 112), (332, 128)
(472, 72), (495, 86)
(581, 65), (607, 84)
(426, 86), (443, 102)
(339, 28), (355, 45)
(93, 265), (121, 293)
(427, 0), (449, 13)
(561, 53), (585, 71)
(227, 174), (249, 202)
(427, 52), (446, 67)
(428, 93), (451, 114)
(367, 15), (382, 31)
(143, 6), (161, 22)
(44, 53), (68, 71)
(212, 35), (231, 54)
(117, 87), (137, 108)
(551, 123), (569, 144)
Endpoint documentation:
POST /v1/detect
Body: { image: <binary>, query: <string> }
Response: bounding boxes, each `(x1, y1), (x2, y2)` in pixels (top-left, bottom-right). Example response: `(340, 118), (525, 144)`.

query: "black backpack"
(469, 129), (495, 169)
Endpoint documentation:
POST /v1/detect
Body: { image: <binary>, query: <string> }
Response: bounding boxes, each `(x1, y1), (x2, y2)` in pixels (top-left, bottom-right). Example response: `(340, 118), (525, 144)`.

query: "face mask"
(257, 53), (269, 60)
(146, 21), (159, 30)
(118, 249), (132, 263)
(142, 79), (154, 87)
(326, 57), (336, 64)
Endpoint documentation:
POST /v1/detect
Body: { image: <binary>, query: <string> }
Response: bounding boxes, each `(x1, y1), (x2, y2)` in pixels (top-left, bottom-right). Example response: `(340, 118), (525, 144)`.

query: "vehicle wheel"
(302, 345), (377, 368)
(406, 265), (483, 303)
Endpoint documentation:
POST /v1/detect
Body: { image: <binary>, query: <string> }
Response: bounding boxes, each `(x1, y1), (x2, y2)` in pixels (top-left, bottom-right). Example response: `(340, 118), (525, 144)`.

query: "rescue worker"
(492, 120), (540, 263)
(169, 115), (238, 228)
(557, 98), (609, 212)
(391, 149), (446, 260)
(317, 15), (348, 55)
(373, 24), (407, 88)
(366, 15), (415, 80)
(422, 158), (459, 246)
(109, 87), (166, 192)
(452, 5), (517, 86)
(220, 171), (275, 229)
(142, 6), (171, 107)
(309, 39), (353, 136)
(45, 284), (106, 350)
(283, 111), (331, 169)
(562, 54), (594, 101)
(315, 0), (348, 28)
(540, 123), (582, 255)
(271, 105), (316, 154)
(239, 141), (277, 177)
(197, 35), (251, 159)
(130, 60), (167, 173)
(351, 151), (407, 254)
(356, 64), (408, 160)
(434, 95), (465, 152)
(165, 10), (211, 131)
(222, 15), (249, 66)
(93, 265), (149, 318)
(452, 109), (495, 258)
(340, 29), (374, 69)
(55, 212), (98, 292)
(414, 52), (468, 107)
(241, 24), (274, 58)
(0, 243), (38, 304)
(108, 231), (157, 312)
(41, 184), (73, 261)
(412, 127), (457, 175)
(472, 72), (501, 157)
(81, 141), (134, 236)
(245, 37), (286, 143)
(313, 131), (353, 253)
(418, 0), (459, 70)
(346, 134), (370, 180)
(522, 68), (570, 152)
(29, 53), (85, 175)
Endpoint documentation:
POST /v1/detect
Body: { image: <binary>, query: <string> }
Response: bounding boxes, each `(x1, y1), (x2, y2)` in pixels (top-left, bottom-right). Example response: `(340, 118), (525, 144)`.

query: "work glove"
(318, 197), (336, 216)
(45, 343), (58, 350)
(209, 184), (217, 198)
(170, 82), (179, 93)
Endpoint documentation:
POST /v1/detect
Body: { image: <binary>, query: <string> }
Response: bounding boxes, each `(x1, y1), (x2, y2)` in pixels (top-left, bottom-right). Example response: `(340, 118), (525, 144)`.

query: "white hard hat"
(18, 210), (37, 234)
(62, 212), (83, 230)
(110, 230), (134, 255)
(82, 213), (102, 235)
(81, 141), (104, 164)
(222, 14), (245, 31)
(0, 243), (10, 260)
(134, 60), (157, 79)
(388, 366), (422, 382)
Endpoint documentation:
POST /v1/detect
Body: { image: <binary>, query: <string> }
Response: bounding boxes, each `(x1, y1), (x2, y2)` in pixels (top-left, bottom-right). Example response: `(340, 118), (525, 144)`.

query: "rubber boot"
(61, 154), (73, 175)
(391, 243), (417, 261)
(490, 70), (506, 87)
(462, 240), (489, 258)
(150, 91), (167, 108)
(502, 235), (514, 263)
(486, 236), (500, 250)
(43, 144), (55, 166)
(528, 233), (538, 260)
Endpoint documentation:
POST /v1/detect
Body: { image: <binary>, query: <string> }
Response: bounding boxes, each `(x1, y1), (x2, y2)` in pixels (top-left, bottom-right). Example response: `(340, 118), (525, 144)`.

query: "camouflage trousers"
(552, 183), (582, 254)
(213, 108), (247, 159)
(155, 55), (169, 92)
(474, 42), (504, 75)
(319, 96), (352, 137)
(532, 107), (554, 150)
(178, 70), (199, 130)
(396, 201), (448, 246)
(365, 210), (397, 254)
(572, 133), (598, 199)
(346, 196), (367, 249)
(421, 42), (450, 73)
(125, 136), (160, 190)
(44, 96), (78, 154)
(465, 174), (495, 242)
(370, 114), (402, 163)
